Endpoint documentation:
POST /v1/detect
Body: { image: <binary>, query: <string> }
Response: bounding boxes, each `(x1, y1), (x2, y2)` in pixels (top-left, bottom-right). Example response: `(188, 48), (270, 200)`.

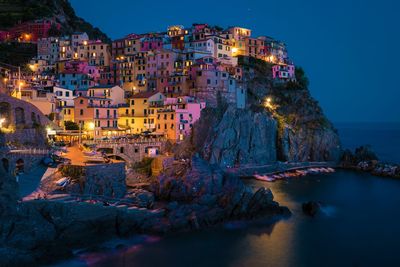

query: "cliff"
(177, 57), (341, 167)
(0, 0), (110, 42)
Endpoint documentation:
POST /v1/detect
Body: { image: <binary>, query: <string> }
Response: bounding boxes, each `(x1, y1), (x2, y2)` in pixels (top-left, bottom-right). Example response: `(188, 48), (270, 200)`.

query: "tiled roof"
(132, 91), (160, 98)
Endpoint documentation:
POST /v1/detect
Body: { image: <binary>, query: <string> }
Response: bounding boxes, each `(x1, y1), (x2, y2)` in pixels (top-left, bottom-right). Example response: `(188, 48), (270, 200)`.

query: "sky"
(70, 0), (400, 123)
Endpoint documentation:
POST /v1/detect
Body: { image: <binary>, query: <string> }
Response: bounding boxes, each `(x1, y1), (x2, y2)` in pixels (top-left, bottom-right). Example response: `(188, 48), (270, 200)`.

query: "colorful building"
(156, 96), (205, 142)
(118, 91), (165, 134)
(78, 40), (111, 67)
(272, 64), (296, 80)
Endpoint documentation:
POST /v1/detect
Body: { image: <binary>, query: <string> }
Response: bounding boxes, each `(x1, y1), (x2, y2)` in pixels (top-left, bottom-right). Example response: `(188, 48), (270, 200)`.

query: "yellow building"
(78, 40), (111, 67)
(118, 91), (165, 134)
(59, 106), (75, 128)
(155, 109), (176, 140)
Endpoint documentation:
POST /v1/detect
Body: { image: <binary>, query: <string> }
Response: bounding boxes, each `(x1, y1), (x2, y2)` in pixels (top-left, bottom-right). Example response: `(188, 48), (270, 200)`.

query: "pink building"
(7, 19), (60, 42)
(156, 96), (206, 142)
(0, 31), (10, 42)
(140, 35), (164, 52)
(64, 60), (100, 81)
(272, 64), (295, 80)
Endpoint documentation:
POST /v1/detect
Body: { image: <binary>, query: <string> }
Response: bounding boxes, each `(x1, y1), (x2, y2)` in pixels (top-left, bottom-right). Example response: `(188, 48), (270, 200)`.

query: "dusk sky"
(71, 0), (400, 123)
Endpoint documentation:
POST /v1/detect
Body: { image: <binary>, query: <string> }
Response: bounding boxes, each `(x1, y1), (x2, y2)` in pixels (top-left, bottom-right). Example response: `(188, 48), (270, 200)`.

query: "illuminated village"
(1, 0), (399, 265)
(1, 22), (294, 143)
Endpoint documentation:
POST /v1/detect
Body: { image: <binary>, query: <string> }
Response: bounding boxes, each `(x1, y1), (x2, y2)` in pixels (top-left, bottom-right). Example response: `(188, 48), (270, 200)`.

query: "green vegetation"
(133, 158), (154, 176)
(0, 0), (111, 41)
(0, 42), (36, 67)
(60, 164), (84, 183)
(64, 121), (79, 130)
(0, 0), (54, 29)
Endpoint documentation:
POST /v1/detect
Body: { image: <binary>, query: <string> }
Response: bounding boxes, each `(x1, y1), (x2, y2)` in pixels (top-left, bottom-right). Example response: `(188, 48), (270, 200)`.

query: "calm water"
(336, 122), (400, 163)
(55, 123), (400, 267)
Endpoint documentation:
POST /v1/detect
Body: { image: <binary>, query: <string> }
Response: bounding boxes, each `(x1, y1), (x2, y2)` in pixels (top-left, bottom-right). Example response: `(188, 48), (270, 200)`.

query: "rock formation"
(176, 58), (341, 167)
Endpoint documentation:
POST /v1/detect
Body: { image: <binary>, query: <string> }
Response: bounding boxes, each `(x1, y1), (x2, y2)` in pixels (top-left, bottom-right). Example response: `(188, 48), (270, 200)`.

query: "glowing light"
(0, 118), (5, 128)
(83, 41), (88, 46)
(232, 47), (238, 53)
(28, 64), (36, 71)
(88, 122), (95, 130)
(19, 81), (24, 87)
(269, 55), (275, 63)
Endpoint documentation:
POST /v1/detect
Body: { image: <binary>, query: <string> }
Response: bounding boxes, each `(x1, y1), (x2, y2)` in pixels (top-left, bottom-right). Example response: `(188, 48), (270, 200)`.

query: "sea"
(53, 122), (400, 267)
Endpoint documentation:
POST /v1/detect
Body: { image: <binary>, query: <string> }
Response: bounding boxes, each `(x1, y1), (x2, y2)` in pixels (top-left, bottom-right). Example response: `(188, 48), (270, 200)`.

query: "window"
(80, 109), (83, 115)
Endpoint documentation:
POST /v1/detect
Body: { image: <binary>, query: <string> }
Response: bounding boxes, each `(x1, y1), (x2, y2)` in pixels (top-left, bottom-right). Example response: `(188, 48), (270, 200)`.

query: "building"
(118, 91), (165, 134)
(78, 40), (111, 67)
(156, 96), (205, 142)
(58, 71), (96, 91)
(87, 85), (125, 105)
(272, 64), (296, 80)
(20, 88), (55, 115)
(74, 96), (119, 139)
(6, 19), (61, 43)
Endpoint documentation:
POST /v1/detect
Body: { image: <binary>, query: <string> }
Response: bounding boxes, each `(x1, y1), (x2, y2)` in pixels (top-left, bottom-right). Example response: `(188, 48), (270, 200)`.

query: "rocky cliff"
(177, 57), (341, 167)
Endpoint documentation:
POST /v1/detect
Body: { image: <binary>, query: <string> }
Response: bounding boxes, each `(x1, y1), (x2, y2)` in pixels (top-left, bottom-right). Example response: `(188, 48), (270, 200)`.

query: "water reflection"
(54, 171), (400, 267)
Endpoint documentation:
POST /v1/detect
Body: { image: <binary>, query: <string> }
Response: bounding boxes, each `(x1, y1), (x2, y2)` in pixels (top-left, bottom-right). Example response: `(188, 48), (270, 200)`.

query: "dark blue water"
(54, 123), (400, 267)
(336, 122), (400, 163)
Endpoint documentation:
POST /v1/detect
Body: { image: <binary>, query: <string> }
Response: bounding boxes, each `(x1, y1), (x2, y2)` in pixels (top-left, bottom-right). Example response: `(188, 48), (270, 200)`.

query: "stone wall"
(61, 162), (127, 198)
(0, 151), (46, 175)
(0, 94), (50, 129)
(94, 141), (164, 166)
(5, 128), (48, 147)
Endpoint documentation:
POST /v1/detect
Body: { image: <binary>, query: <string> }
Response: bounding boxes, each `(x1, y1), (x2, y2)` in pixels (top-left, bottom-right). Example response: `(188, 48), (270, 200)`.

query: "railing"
(9, 148), (50, 155)
(84, 138), (165, 146)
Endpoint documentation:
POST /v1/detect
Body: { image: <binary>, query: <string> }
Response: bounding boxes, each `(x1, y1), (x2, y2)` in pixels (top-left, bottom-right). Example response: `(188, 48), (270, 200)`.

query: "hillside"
(0, 0), (110, 42)
(0, 0), (110, 66)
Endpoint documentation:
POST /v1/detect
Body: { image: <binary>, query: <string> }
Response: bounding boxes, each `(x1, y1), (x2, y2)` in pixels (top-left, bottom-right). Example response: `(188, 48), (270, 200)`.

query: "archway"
(31, 112), (37, 124)
(1, 158), (9, 172)
(108, 155), (129, 162)
(15, 158), (24, 173)
(108, 155), (126, 161)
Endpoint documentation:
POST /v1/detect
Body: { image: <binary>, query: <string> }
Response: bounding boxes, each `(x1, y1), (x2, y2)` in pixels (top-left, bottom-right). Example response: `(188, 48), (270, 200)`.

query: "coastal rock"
(155, 156), (290, 221)
(201, 106), (278, 167)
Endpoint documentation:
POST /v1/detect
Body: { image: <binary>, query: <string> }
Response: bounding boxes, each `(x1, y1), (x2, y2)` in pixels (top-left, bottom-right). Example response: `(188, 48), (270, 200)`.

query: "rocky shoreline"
(340, 146), (400, 178)
(0, 157), (290, 266)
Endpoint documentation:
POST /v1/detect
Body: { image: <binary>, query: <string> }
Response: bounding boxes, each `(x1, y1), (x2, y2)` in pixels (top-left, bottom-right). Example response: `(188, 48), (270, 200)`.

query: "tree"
(64, 121), (79, 130)
(295, 67), (309, 89)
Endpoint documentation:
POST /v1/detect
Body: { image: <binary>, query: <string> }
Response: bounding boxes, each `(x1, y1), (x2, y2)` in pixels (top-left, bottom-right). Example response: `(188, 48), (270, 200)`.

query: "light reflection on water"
(53, 171), (400, 267)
